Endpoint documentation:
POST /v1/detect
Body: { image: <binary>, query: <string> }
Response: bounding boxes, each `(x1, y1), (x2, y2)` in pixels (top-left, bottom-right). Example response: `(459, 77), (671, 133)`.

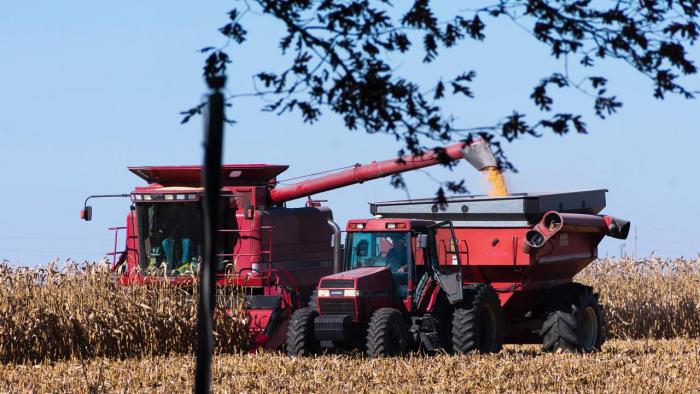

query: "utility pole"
(194, 75), (225, 394)
(633, 226), (638, 261)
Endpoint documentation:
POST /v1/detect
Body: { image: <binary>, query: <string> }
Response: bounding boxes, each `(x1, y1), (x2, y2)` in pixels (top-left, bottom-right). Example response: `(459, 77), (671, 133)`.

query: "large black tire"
(366, 308), (409, 357)
(540, 284), (605, 353)
(452, 284), (504, 354)
(286, 307), (319, 356)
(434, 301), (454, 352)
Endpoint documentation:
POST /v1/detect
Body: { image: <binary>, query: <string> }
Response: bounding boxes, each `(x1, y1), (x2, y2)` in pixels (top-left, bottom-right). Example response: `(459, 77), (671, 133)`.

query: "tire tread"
(286, 307), (318, 356)
(451, 284), (504, 354)
(366, 308), (407, 357)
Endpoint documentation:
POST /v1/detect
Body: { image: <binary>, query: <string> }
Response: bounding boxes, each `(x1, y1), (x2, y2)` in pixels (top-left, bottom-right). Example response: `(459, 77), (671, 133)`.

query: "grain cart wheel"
(366, 308), (409, 357)
(452, 284), (504, 354)
(541, 285), (604, 353)
(286, 307), (319, 356)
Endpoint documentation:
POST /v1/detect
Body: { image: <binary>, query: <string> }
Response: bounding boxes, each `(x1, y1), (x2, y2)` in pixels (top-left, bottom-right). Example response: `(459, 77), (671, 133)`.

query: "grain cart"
(287, 191), (630, 356)
(80, 140), (497, 350)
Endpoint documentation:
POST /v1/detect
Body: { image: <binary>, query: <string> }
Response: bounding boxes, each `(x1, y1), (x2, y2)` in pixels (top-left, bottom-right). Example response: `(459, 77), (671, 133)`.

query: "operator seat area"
(348, 232), (410, 298)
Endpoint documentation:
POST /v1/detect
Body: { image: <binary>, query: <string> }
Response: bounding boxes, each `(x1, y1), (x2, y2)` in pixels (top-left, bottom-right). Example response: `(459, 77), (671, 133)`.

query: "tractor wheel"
(451, 284), (504, 354)
(434, 302), (454, 352)
(366, 308), (409, 357)
(540, 284), (604, 353)
(286, 307), (319, 356)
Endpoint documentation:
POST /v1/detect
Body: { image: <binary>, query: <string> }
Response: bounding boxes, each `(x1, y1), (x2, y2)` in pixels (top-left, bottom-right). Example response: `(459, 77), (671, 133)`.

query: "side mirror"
(417, 234), (429, 249)
(80, 206), (93, 221)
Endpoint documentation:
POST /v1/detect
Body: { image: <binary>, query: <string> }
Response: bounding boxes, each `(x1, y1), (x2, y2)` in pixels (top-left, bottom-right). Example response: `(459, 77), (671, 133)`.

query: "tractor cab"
(345, 226), (411, 298)
(317, 219), (434, 316)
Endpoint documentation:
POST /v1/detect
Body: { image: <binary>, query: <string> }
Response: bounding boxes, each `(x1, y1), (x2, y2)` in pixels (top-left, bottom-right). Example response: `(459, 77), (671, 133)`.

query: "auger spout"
(269, 140), (497, 203)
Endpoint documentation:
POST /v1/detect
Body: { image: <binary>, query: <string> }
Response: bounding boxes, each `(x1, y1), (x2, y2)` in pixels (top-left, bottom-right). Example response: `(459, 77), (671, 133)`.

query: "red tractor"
(81, 140), (497, 350)
(287, 190), (630, 356)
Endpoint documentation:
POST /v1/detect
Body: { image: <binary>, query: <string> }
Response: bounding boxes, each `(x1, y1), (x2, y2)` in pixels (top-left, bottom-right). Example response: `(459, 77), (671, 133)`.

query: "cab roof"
(128, 164), (288, 187)
(346, 218), (434, 232)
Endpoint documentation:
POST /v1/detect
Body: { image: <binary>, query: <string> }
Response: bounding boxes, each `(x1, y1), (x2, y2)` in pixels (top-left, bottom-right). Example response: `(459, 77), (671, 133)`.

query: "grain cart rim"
(581, 306), (599, 351)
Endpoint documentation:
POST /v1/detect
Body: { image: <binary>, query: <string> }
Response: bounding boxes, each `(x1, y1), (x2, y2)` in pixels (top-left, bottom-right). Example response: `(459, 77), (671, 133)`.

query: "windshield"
(346, 231), (411, 293)
(136, 202), (202, 275)
(346, 231), (411, 270)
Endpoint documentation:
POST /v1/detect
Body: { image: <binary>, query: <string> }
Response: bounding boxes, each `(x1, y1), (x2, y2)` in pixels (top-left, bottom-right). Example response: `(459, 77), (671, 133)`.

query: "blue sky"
(1, 1), (698, 265)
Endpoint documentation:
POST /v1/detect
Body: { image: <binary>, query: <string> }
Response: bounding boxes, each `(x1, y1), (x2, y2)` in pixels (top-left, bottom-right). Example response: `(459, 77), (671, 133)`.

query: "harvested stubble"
(0, 262), (248, 364)
(577, 256), (700, 339)
(1, 339), (699, 393)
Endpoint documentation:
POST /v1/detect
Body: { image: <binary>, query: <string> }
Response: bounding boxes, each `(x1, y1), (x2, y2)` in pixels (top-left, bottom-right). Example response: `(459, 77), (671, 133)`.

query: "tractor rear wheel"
(286, 307), (319, 356)
(451, 284), (504, 354)
(366, 308), (409, 357)
(540, 284), (604, 353)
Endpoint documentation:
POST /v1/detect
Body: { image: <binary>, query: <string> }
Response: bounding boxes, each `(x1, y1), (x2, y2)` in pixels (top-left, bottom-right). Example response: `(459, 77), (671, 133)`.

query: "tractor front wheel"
(451, 284), (504, 354)
(540, 284), (604, 353)
(366, 308), (409, 357)
(286, 307), (319, 356)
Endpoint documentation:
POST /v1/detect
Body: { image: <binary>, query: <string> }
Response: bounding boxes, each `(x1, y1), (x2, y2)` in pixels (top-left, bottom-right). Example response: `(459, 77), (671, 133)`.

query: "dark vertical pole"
(194, 76), (225, 394)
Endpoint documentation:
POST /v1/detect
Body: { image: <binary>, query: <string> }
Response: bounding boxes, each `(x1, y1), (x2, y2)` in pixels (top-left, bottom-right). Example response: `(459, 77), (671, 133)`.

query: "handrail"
(107, 227), (127, 265)
(216, 226), (273, 279)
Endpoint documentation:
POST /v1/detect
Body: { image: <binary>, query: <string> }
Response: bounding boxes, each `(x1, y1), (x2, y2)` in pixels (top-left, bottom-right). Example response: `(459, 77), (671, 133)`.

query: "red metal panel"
(128, 164), (288, 186)
(269, 142), (471, 203)
(345, 218), (432, 232)
(425, 216), (608, 317)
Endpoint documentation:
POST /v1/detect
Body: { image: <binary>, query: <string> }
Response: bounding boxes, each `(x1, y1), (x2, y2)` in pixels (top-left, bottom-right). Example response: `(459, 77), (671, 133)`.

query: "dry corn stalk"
(0, 261), (248, 364)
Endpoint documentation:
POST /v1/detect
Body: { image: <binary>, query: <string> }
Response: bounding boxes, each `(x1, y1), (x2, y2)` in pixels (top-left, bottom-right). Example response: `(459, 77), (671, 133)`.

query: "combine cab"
(287, 190), (630, 356)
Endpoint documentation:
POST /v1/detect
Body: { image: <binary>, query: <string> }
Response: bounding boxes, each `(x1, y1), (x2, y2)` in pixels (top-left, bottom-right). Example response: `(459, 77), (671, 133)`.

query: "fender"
(433, 271), (463, 304)
(417, 271), (469, 311)
(413, 275), (436, 311)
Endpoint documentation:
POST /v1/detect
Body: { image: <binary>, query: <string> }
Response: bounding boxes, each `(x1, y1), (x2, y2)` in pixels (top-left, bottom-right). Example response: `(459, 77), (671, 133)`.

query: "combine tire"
(366, 308), (409, 357)
(451, 284), (504, 354)
(286, 307), (319, 356)
(541, 284), (604, 353)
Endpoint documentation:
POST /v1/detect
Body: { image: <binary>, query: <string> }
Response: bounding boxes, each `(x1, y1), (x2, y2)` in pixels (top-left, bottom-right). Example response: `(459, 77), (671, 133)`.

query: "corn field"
(577, 256), (700, 339)
(0, 261), (248, 364)
(0, 257), (698, 364)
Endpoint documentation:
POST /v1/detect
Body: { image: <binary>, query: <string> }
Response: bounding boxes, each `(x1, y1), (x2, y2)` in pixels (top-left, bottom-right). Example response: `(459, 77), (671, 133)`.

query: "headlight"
(344, 289), (360, 297)
(317, 289), (330, 297)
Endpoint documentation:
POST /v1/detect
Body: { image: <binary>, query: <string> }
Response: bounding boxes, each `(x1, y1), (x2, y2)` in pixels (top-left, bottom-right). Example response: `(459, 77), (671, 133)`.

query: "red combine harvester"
(287, 191), (630, 356)
(81, 141), (497, 350)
